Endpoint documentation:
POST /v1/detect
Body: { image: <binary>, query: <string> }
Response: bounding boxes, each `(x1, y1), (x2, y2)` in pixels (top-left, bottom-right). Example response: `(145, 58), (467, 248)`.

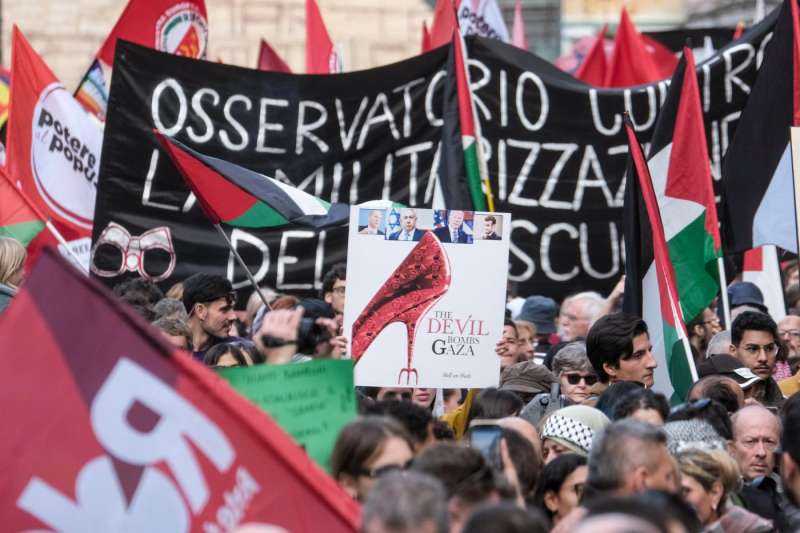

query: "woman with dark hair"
(466, 387), (523, 428)
(203, 341), (262, 367)
(594, 380), (644, 418)
(533, 453), (588, 528)
(330, 416), (415, 501)
(612, 388), (670, 426)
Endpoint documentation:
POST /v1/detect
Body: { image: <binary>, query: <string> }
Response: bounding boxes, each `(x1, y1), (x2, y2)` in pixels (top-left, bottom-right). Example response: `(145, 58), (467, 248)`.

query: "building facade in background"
(2, 0), (434, 89)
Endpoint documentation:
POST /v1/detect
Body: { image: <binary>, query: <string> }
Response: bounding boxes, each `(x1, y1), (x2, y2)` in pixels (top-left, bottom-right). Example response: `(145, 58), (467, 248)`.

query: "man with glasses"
(182, 273), (238, 360)
(321, 263), (346, 321)
(686, 307), (722, 358)
(779, 315), (800, 359)
(729, 311), (784, 408)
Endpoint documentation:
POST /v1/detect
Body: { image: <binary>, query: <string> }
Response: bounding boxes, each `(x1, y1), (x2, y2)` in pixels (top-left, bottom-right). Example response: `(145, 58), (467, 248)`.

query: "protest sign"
(0, 248), (359, 532)
(344, 206), (509, 388)
(217, 359), (357, 471)
(92, 8), (777, 301)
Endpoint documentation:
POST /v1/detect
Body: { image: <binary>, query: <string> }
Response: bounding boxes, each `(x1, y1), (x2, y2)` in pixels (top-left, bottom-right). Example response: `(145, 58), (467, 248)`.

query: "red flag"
(0, 167), (45, 246)
(604, 8), (663, 87)
(96, 0), (208, 66)
(511, 0), (528, 50)
(0, 247), (360, 531)
(429, 0), (457, 49)
(306, 0), (335, 74)
(422, 21), (432, 53)
(641, 35), (680, 79)
(575, 25), (608, 86)
(733, 21), (746, 40)
(258, 39), (291, 73)
(6, 27), (100, 239)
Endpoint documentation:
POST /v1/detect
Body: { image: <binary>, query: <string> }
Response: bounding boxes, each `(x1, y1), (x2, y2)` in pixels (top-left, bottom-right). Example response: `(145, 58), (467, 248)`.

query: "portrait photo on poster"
(474, 213), (503, 241)
(433, 209), (474, 244)
(357, 208), (386, 236)
(386, 207), (433, 242)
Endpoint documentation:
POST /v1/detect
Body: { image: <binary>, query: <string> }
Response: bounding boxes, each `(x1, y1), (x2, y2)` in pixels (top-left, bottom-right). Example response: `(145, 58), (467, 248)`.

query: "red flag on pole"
(422, 21), (433, 53)
(575, 25), (608, 86)
(257, 39), (291, 73)
(6, 27), (100, 239)
(0, 247), (360, 531)
(511, 0), (528, 50)
(429, 0), (457, 49)
(306, 0), (335, 74)
(604, 8), (663, 87)
(96, 0), (208, 66)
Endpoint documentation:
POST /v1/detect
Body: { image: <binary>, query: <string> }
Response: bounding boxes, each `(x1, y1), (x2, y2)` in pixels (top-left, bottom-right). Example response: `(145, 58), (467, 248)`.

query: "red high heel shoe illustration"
(351, 232), (451, 385)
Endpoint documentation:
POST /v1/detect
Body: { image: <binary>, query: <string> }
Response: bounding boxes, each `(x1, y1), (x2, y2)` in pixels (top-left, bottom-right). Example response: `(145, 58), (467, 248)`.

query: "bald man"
(729, 405), (781, 481)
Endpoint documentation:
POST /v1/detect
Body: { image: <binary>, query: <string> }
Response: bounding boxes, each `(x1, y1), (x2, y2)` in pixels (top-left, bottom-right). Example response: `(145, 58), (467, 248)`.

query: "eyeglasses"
(741, 343), (779, 355)
(563, 373), (598, 386)
(779, 329), (800, 339)
(360, 459), (413, 479)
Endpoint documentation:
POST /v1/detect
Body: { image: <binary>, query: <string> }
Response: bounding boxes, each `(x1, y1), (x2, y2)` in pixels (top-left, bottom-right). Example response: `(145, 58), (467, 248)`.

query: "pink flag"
(306, 0), (335, 74)
(512, 0), (528, 50)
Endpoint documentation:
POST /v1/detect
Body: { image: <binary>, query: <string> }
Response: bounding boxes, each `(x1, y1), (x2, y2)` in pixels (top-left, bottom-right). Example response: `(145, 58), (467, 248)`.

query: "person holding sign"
(388, 208), (425, 241)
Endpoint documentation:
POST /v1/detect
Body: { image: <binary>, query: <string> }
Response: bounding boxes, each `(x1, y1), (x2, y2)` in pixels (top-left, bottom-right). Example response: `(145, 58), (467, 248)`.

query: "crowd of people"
(6, 232), (800, 532)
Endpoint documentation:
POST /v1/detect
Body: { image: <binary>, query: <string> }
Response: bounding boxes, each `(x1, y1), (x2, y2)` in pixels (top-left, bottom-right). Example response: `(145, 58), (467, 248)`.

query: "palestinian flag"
(645, 47), (721, 324)
(157, 133), (349, 229)
(721, 0), (800, 254)
(452, 31), (491, 211)
(0, 168), (44, 245)
(742, 245), (787, 320)
(623, 115), (698, 403)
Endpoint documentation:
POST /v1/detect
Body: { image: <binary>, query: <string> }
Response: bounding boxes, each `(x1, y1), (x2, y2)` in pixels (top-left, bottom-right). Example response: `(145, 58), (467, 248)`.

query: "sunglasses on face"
(563, 373), (598, 386)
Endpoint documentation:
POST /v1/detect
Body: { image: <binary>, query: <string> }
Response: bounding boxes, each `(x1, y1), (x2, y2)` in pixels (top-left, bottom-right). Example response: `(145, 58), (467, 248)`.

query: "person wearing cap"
(697, 353), (783, 408)
(540, 405), (610, 464)
(517, 295), (560, 353)
(727, 282), (769, 317)
(499, 360), (556, 405)
(729, 311), (785, 408)
(521, 343), (598, 427)
(586, 312), (657, 388)
(182, 273), (239, 360)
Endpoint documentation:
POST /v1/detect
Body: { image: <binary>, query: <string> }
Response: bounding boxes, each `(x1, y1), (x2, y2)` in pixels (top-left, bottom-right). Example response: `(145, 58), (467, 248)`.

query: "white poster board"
(344, 206), (510, 388)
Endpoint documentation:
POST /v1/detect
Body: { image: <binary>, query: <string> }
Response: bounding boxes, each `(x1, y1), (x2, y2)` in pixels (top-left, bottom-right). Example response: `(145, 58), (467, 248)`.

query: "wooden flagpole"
(213, 223), (271, 311)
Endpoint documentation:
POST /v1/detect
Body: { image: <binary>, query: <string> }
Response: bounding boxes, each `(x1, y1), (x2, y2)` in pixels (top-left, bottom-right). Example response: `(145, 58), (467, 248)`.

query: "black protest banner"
(92, 41), (448, 293)
(92, 8), (777, 301)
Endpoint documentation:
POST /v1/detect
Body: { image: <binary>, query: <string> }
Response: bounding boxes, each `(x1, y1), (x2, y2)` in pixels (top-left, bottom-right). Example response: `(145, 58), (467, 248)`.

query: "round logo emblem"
(31, 83), (101, 230)
(155, 3), (208, 59)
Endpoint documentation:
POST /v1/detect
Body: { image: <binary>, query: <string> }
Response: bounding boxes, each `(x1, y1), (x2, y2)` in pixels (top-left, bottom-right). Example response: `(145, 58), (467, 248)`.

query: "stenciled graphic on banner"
(32, 83), (101, 230)
(346, 207), (509, 388)
(91, 221), (177, 281)
(155, 2), (208, 58)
